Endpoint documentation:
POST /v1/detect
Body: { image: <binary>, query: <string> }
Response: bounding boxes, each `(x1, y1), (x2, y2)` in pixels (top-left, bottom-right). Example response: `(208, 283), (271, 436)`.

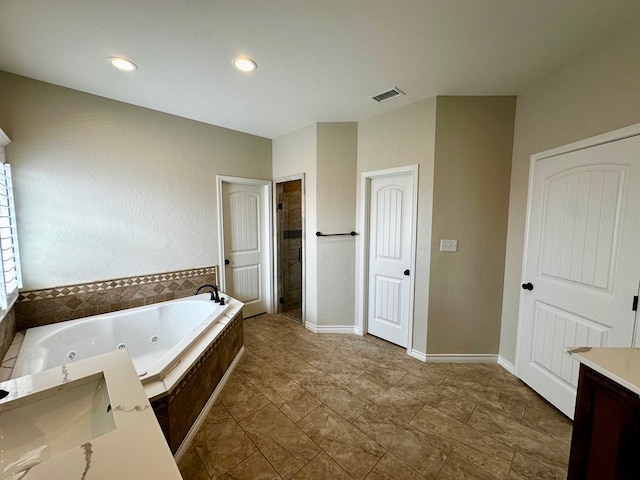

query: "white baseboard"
(305, 323), (358, 334)
(424, 354), (498, 363)
(174, 346), (245, 463)
(403, 350), (500, 364)
(408, 349), (427, 362)
(497, 356), (516, 375)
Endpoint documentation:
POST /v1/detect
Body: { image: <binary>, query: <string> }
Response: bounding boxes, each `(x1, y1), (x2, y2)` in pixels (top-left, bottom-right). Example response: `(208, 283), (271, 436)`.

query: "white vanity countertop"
(0, 349), (182, 480)
(568, 347), (640, 396)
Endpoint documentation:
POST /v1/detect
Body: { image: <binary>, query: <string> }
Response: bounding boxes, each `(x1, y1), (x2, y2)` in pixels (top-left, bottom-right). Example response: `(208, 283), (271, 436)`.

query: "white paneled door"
(220, 179), (271, 318)
(517, 133), (640, 418)
(367, 172), (416, 347)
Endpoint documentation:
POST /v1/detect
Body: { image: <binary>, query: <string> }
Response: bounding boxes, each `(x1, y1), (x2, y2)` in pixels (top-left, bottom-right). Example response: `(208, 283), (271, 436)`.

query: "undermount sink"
(0, 372), (115, 479)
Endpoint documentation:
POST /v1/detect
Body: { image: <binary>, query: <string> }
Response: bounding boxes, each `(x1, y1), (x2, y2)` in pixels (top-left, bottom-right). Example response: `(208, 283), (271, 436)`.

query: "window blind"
(0, 163), (22, 309)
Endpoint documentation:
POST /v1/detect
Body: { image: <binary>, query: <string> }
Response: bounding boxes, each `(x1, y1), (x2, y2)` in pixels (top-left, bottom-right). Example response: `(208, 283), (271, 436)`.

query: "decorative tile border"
(15, 266), (218, 330)
(18, 267), (218, 302)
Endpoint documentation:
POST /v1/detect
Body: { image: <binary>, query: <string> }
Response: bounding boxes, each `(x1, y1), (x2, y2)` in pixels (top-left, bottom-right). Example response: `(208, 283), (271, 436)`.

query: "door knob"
(403, 269), (410, 276)
(224, 259), (230, 265)
(521, 282), (534, 291)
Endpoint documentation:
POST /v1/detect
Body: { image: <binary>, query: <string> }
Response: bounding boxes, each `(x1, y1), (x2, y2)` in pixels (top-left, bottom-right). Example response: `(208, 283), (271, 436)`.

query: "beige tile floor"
(178, 314), (572, 480)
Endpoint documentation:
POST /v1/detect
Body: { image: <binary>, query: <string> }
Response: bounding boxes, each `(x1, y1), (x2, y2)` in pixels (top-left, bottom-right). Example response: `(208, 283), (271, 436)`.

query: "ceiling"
(1, 1), (640, 139)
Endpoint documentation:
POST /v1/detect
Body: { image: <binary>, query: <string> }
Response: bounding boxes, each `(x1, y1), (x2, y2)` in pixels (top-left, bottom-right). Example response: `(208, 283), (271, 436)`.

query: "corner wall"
(0, 71), (272, 290)
(316, 123), (358, 327)
(499, 18), (640, 366)
(272, 122), (357, 330)
(272, 124), (318, 325)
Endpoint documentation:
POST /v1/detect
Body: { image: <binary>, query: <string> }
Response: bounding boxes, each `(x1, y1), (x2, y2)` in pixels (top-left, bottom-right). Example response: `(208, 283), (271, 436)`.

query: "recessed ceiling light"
(232, 57), (257, 72)
(108, 56), (137, 71)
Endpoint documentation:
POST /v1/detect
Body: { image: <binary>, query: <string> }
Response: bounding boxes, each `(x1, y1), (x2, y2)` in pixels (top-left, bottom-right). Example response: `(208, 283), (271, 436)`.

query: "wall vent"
(370, 87), (405, 103)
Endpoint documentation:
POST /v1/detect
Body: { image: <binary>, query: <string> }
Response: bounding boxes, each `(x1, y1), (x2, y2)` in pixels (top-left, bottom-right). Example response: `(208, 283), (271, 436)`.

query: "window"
(0, 163), (22, 310)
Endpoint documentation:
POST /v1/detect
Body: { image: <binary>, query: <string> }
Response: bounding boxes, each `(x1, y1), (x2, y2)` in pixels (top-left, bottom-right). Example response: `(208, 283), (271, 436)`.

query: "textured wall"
(273, 123), (357, 329)
(272, 124), (318, 326)
(427, 96), (516, 354)
(499, 18), (640, 365)
(357, 98), (437, 354)
(316, 122), (357, 327)
(0, 71), (272, 290)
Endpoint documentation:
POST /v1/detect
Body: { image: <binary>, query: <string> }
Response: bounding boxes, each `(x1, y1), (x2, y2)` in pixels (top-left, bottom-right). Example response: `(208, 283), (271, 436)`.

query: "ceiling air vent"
(371, 87), (405, 103)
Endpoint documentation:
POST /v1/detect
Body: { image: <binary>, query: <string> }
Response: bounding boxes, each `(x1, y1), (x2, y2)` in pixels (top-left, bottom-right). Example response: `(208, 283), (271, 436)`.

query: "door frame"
(515, 122), (640, 376)
(216, 175), (274, 314)
(356, 164), (419, 354)
(273, 173), (306, 326)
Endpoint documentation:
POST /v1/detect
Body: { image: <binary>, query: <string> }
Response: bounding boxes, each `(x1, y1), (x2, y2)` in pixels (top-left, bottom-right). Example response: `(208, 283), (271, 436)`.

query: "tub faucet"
(194, 284), (220, 302)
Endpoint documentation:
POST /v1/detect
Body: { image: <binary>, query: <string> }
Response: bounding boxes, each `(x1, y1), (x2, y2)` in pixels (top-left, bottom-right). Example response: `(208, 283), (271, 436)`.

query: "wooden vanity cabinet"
(568, 365), (640, 479)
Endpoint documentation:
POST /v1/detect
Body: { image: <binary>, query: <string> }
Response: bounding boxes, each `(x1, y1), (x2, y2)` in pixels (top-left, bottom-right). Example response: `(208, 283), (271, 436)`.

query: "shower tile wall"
(278, 181), (302, 320)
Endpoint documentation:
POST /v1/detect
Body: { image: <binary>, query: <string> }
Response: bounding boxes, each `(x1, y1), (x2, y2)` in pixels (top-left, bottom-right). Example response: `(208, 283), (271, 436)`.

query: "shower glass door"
(276, 179), (302, 321)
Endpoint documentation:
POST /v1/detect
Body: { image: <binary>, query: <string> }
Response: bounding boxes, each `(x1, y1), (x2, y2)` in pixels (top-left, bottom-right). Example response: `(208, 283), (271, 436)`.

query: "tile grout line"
(235, 351), (360, 479)
(235, 315), (571, 479)
(232, 400), (291, 479)
(432, 450), (451, 480)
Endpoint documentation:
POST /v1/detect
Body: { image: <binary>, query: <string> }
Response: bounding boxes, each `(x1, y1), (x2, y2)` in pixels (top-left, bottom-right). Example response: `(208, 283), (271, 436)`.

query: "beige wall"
(428, 96), (516, 354)
(316, 123), (357, 327)
(357, 98), (437, 354)
(272, 124), (318, 325)
(0, 71), (272, 290)
(272, 122), (357, 329)
(499, 18), (640, 365)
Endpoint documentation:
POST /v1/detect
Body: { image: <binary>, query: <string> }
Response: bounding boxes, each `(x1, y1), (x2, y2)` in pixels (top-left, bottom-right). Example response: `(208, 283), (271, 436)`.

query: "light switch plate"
(440, 239), (457, 252)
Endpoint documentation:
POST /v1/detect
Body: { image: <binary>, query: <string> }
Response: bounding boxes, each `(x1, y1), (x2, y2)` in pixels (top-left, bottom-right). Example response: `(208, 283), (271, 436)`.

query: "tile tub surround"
(0, 328), (22, 383)
(0, 306), (17, 361)
(0, 349), (181, 480)
(178, 314), (573, 480)
(15, 266), (218, 330)
(152, 308), (244, 453)
(2, 294), (245, 458)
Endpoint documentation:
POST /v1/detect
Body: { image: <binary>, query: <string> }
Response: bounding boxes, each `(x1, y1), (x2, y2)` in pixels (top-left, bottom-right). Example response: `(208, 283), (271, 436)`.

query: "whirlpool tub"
(10, 293), (245, 457)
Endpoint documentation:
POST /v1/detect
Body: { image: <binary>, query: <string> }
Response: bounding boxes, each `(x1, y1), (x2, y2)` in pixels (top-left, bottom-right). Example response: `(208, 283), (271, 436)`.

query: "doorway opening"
(356, 165), (419, 354)
(216, 175), (273, 318)
(275, 178), (304, 322)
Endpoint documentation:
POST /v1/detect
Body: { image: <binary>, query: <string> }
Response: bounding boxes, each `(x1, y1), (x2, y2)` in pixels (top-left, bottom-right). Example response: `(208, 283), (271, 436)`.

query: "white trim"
(356, 165), (419, 356)
(634, 280), (640, 348)
(408, 349), (427, 362)
(273, 174), (306, 327)
(497, 356), (516, 375)
(424, 354), (498, 363)
(0, 296), (18, 325)
(531, 122), (640, 162)
(304, 323), (358, 334)
(216, 175), (274, 314)
(0, 129), (10, 148)
(173, 345), (245, 463)
(515, 122), (640, 377)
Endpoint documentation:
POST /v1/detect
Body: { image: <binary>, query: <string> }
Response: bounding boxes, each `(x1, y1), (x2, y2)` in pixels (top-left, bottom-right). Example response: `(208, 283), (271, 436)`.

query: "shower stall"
(275, 178), (303, 322)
